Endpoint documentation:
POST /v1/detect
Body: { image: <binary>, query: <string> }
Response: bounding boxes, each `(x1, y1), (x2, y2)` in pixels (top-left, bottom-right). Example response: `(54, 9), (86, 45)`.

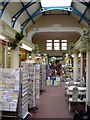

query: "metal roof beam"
(21, 8), (40, 30)
(11, 2), (36, 28)
(0, 0), (10, 18)
(39, 2), (45, 16)
(80, 2), (90, 8)
(72, 8), (90, 25)
(40, 7), (90, 25)
(79, 7), (88, 23)
(21, 6), (90, 30)
(40, 7), (73, 12)
(20, 0), (35, 24)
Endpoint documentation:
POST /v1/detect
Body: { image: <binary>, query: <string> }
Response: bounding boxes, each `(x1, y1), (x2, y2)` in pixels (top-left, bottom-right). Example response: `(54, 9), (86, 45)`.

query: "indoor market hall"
(0, 0), (90, 120)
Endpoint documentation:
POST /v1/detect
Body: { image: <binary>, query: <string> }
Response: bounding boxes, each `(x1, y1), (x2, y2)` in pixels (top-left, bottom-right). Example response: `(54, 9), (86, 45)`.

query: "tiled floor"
(27, 82), (74, 119)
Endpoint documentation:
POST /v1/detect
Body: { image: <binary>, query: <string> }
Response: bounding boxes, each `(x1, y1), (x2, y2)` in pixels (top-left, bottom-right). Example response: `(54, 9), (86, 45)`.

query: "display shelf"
(28, 63), (35, 109)
(0, 68), (21, 119)
(21, 67), (29, 119)
(41, 62), (46, 85)
(26, 62), (40, 113)
(65, 64), (73, 79)
(35, 63), (40, 100)
(0, 68), (30, 119)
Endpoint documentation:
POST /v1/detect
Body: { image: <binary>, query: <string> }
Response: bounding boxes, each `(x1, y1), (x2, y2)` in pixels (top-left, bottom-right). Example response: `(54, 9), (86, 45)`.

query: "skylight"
(41, 0), (72, 8)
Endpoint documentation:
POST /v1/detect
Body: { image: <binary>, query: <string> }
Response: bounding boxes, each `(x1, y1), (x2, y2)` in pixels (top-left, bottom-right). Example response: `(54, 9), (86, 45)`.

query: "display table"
(66, 82), (80, 86)
(47, 79), (51, 86)
(47, 77), (61, 87)
(68, 86), (86, 91)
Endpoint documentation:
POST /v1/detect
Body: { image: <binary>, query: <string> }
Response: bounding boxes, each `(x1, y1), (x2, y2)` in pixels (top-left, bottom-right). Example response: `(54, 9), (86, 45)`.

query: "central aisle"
(27, 82), (74, 119)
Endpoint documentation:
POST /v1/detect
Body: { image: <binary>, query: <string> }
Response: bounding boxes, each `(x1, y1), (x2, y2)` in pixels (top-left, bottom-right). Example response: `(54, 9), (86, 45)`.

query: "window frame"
(61, 40), (67, 51)
(54, 40), (60, 50)
(46, 40), (52, 50)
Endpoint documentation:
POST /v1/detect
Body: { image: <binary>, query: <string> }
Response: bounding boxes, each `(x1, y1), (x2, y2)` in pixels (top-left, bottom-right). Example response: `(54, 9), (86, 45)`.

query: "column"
(86, 41), (90, 104)
(31, 50), (36, 61)
(0, 44), (3, 67)
(27, 52), (29, 60)
(4, 44), (9, 68)
(45, 57), (49, 64)
(73, 51), (79, 81)
(10, 46), (19, 68)
(80, 52), (83, 80)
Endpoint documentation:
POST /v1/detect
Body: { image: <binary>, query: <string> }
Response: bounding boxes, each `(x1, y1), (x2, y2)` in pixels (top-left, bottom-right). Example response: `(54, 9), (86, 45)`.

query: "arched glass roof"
(0, 0), (90, 30)
(41, 0), (72, 8)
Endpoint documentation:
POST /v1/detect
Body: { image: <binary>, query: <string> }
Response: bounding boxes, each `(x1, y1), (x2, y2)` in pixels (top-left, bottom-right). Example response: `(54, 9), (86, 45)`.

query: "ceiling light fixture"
(0, 34), (6, 40)
(0, 34), (9, 42)
(20, 43), (32, 51)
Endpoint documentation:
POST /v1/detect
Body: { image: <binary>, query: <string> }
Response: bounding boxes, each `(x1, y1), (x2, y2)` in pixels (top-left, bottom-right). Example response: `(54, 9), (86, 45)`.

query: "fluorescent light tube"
(20, 43), (32, 51)
(0, 34), (9, 42)
(0, 34), (6, 40)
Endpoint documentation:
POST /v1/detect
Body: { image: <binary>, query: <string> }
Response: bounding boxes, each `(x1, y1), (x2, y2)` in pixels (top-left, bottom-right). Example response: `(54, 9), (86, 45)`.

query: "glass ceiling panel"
(41, 0), (72, 7)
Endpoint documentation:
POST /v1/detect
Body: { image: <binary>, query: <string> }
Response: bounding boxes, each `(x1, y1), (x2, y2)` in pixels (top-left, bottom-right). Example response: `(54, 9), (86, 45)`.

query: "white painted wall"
(2, 10), (21, 33)
(14, 20), (21, 32)
(2, 11), (12, 27)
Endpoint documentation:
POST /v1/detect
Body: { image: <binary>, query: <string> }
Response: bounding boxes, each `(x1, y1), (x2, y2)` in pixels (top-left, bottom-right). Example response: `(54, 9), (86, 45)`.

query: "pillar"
(10, 46), (19, 68)
(80, 52), (83, 80)
(27, 52), (29, 60)
(86, 41), (90, 104)
(0, 44), (3, 67)
(4, 44), (9, 68)
(31, 50), (36, 61)
(73, 51), (79, 81)
(45, 57), (49, 64)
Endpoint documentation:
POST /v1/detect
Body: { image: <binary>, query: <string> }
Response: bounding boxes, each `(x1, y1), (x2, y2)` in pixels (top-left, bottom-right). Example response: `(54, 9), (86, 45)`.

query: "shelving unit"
(0, 68), (21, 119)
(39, 62), (46, 93)
(21, 67), (29, 119)
(65, 65), (73, 79)
(42, 62), (46, 85)
(35, 63), (40, 100)
(28, 63), (36, 109)
(0, 68), (30, 119)
(27, 62), (40, 112)
(40, 63), (42, 87)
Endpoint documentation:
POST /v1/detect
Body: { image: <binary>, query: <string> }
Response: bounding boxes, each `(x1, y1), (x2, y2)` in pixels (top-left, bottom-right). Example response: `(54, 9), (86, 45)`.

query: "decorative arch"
(27, 27), (83, 41)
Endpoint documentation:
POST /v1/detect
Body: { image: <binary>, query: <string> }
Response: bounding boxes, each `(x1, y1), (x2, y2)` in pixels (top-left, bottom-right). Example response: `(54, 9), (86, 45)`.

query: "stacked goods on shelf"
(42, 62), (46, 85)
(35, 63), (40, 100)
(21, 65), (29, 119)
(39, 62), (46, 92)
(27, 62), (40, 112)
(65, 64), (73, 79)
(40, 63), (42, 87)
(0, 68), (21, 118)
(0, 68), (29, 119)
(28, 63), (35, 109)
